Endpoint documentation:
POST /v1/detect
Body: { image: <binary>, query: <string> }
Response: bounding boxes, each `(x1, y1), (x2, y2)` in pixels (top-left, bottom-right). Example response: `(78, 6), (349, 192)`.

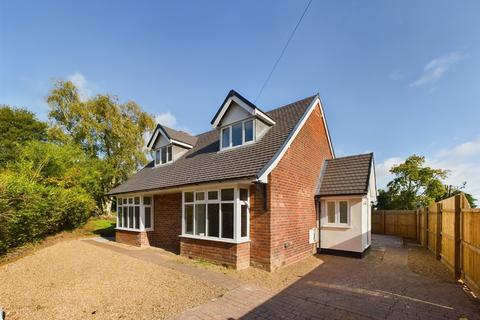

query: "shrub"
(0, 172), (95, 253)
(0, 141), (99, 254)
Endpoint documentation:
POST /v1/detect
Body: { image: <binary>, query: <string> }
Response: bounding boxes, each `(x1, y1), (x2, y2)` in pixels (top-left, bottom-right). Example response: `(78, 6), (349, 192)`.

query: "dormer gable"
(211, 90), (275, 150)
(211, 90), (275, 128)
(146, 124), (197, 166)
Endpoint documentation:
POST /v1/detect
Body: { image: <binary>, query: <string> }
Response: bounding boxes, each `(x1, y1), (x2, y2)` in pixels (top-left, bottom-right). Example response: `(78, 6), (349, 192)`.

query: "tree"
(0, 105), (47, 167)
(440, 183), (477, 208)
(377, 155), (448, 209)
(46, 81), (155, 210)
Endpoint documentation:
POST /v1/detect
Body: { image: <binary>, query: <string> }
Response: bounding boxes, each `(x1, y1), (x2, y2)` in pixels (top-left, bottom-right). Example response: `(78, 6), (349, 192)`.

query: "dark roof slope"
(108, 95), (316, 195)
(147, 124), (198, 147)
(316, 153), (373, 196)
(162, 126), (198, 146)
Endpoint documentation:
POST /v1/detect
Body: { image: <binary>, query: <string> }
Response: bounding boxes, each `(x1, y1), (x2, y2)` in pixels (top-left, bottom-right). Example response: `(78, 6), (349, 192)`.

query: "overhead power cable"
(255, 0), (313, 102)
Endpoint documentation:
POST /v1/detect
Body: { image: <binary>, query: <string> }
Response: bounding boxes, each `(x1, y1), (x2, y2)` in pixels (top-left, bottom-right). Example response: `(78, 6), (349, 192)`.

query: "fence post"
(416, 209), (419, 242)
(382, 210), (386, 235)
(436, 203), (442, 260)
(454, 194), (461, 279)
(423, 207), (429, 248)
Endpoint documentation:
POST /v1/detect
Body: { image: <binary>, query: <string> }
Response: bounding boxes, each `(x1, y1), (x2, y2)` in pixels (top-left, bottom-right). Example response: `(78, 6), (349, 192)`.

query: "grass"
(81, 217), (116, 237)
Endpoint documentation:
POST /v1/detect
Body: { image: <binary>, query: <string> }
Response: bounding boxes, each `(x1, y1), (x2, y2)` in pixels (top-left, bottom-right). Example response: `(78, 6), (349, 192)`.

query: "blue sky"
(1, 1), (479, 200)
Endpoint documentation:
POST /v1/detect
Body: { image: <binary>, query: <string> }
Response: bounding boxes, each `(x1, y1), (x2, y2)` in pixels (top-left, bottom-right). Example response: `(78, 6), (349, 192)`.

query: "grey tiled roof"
(316, 153), (373, 196)
(108, 95), (316, 195)
(162, 126), (198, 146)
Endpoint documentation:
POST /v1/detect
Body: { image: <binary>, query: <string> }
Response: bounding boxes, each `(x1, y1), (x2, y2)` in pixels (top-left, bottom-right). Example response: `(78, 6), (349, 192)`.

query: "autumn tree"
(376, 155), (448, 209)
(0, 105), (47, 167)
(46, 81), (155, 210)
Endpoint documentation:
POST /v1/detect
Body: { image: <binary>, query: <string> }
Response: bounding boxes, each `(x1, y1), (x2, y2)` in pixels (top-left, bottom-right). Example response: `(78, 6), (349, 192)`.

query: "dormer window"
(147, 124), (197, 166)
(211, 90), (275, 151)
(155, 145), (173, 165)
(221, 119), (254, 150)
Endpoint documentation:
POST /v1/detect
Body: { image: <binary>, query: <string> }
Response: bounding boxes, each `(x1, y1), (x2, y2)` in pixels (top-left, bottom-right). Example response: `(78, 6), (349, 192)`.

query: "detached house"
(108, 90), (377, 271)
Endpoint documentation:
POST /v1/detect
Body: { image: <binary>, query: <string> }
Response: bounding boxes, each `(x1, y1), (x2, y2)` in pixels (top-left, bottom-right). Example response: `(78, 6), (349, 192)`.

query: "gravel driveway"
(0, 240), (224, 320)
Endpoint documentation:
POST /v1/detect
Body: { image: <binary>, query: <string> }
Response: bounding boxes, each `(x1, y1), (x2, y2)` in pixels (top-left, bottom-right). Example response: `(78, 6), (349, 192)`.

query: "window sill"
(179, 234), (250, 244)
(218, 141), (255, 153)
(115, 227), (154, 232)
(321, 224), (352, 229)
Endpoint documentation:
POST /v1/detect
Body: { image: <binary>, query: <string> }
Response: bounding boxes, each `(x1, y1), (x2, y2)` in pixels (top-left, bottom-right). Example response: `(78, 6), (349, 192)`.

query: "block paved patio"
(85, 235), (480, 320)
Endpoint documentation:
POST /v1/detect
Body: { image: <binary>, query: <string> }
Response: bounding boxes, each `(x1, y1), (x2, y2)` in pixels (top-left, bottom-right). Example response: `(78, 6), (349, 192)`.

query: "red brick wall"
(249, 184), (271, 269)
(180, 238), (250, 270)
(147, 192), (182, 253)
(116, 230), (149, 247)
(267, 102), (333, 270)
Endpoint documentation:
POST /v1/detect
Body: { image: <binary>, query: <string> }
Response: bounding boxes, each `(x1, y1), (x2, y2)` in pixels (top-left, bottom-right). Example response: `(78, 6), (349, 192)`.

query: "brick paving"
(85, 236), (480, 320)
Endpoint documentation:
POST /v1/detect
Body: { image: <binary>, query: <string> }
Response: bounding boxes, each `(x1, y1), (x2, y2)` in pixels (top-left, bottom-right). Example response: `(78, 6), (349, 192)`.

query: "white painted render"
(255, 118), (270, 141)
(172, 144), (189, 161)
(153, 134), (170, 149)
(220, 101), (251, 126)
(320, 196), (365, 252)
(319, 158), (376, 254)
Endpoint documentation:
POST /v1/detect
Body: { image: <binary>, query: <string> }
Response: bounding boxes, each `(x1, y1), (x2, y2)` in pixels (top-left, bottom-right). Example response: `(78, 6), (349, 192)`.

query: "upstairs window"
(155, 145), (173, 165)
(220, 119), (255, 150)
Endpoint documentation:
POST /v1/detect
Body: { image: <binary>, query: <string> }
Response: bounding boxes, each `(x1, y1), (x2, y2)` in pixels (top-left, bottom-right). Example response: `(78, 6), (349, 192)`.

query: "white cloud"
(436, 138), (480, 158)
(67, 72), (97, 100)
(409, 51), (466, 87)
(376, 137), (480, 202)
(155, 112), (177, 128)
(375, 157), (404, 189)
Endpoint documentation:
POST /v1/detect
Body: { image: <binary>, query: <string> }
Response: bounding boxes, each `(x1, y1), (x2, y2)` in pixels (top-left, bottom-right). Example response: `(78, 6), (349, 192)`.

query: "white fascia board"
(318, 96), (335, 159)
(147, 125), (172, 150)
(212, 95), (257, 128)
(211, 94), (275, 128)
(256, 95), (335, 183)
(146, 130), (160, 149)
(171, 139), (193, 149)
(253, 108), (276, 126)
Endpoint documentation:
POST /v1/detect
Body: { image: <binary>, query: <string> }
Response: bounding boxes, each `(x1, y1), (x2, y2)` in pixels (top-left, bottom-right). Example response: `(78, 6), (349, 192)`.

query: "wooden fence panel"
(372, 194), (478, 297)
(461, 208), (480, 297)
(441, 208), (456, 272)
(371, 210), (384, 234)
(372, 210), (417, 238)
(427, 203), (438, 254)
(418, 209), (426, 247)
(439, 196), (457, 273)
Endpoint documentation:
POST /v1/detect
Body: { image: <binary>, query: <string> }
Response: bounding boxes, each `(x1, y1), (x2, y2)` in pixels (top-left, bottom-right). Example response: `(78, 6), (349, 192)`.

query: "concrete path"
(85, 236), (480, 320)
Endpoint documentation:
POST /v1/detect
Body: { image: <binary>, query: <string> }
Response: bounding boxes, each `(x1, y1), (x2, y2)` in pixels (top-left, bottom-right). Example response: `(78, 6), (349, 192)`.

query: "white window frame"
(219, 118), (256, 151)
(116, 195), (154, 232)
(323, 200), (350, 227)
(181, 186), (250, 243)
(154, 144), (173, 166)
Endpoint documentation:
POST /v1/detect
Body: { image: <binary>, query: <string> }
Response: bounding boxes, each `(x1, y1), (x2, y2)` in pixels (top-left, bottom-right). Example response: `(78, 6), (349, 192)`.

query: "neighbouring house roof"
(108, 94), (318, 195)
(147, 124), (198, 149)
(316, 153), (374, 196)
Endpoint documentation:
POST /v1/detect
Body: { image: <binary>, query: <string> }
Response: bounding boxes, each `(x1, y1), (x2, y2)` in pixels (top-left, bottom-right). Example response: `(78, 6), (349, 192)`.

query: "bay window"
(220, 119), (255, 150)
(182, 187), (249, 242)
(117, 195), (154, 231)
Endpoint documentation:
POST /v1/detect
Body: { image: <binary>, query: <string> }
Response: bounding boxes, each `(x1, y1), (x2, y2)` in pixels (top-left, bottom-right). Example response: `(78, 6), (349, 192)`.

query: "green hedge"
(0, 172), (95, 254)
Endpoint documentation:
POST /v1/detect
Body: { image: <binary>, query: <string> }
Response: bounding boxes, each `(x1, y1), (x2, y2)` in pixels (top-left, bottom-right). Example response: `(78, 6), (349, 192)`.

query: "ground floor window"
(323, 199), (350, 227)
(116, 195), (153, 231)
(182, 186), (249, 242)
